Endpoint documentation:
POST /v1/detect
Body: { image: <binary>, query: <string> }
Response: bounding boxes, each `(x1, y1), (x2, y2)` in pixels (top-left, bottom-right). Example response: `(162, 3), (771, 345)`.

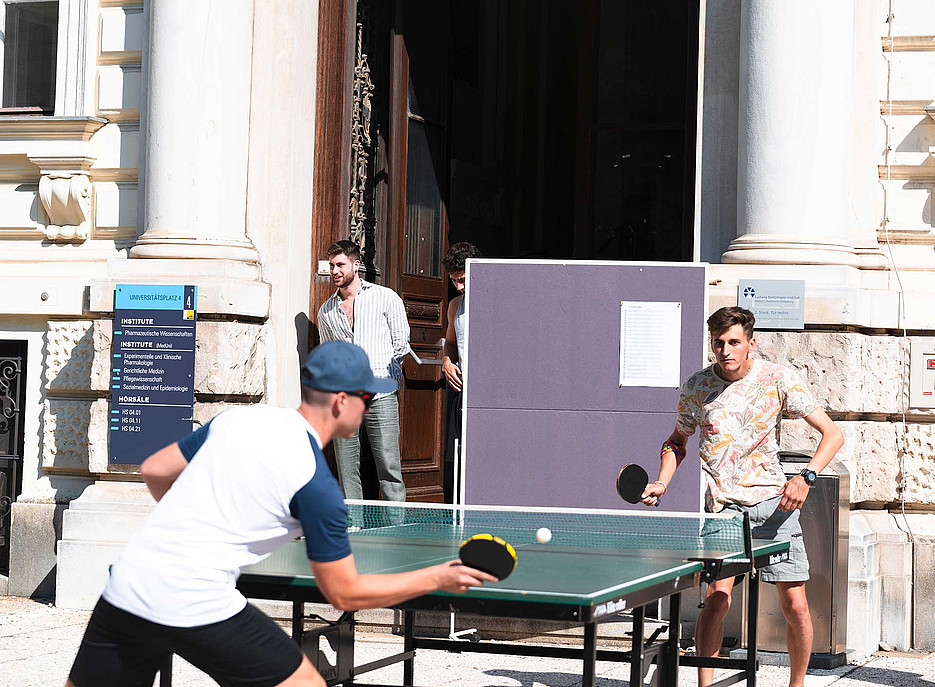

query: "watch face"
(801, 469), (816, 485)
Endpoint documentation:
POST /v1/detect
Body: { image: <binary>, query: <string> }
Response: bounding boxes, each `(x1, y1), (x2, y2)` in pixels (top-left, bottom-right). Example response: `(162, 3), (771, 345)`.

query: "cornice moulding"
(882, 100), (934, 117)
(28, 155), (97, 174)
(882, 35), (935, 52)
(877, 228), (935, 246)
(0, 117), (107, 141)
(98, 51), (142, 67)
(878, 165), (935, 182)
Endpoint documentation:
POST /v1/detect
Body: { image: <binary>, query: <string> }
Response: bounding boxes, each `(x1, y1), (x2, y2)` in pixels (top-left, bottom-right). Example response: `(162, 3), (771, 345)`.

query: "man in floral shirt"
(642, 306), (843, 687)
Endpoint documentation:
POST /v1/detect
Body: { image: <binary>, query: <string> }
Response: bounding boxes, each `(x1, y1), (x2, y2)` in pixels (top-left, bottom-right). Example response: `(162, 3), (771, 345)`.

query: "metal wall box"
(725, 453), (850, 669)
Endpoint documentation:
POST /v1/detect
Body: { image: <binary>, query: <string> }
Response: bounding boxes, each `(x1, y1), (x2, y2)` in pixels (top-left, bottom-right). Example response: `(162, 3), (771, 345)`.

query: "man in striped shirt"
(317, 240), (409, 501)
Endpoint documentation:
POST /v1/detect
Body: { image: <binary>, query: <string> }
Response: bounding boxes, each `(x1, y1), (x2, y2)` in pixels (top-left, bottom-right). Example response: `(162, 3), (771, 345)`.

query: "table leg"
(746, 571), (759, 687)
(630, 606), (645, 687)
(403, 610), (415, 686)
(665, 593), (681, 687)
(292, 601), (304, 646)
(583, 621), (597, 687)
(159, 654), (172, 687)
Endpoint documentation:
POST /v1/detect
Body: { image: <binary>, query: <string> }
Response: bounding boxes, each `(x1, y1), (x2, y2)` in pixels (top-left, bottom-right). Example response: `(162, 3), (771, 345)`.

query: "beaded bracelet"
(652, 480), (668, 494)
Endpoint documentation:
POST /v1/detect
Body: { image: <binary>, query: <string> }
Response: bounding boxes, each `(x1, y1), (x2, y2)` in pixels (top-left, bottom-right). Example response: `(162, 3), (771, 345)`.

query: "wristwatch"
(798, 468), (817, 487)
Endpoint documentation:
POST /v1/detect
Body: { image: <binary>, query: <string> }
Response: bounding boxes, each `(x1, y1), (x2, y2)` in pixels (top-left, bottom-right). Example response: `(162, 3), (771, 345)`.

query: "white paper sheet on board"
(619, 301), (682, 388)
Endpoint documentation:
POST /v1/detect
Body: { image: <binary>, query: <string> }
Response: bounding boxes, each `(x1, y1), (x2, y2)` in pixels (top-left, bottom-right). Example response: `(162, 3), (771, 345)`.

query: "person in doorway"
(67, 341), (494, 687)
(441, 241), (482, 502)
(317, 240), (410, 502)
(641, 306), (844, 687)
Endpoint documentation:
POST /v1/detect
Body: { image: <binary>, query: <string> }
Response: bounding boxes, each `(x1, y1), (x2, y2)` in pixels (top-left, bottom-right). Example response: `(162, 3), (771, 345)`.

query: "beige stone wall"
(40, 318), (267, 477)
(744, 332), (935, 508)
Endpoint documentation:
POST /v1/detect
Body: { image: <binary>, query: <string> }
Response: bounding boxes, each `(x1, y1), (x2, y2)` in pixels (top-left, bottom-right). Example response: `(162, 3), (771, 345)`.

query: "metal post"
(403, 609), (415, 686)
(666, 594), (681, 686)
(292, 601), (304, 645)
(745, 571), (759, 686)
(583, 622), (597, 687)
(159, 655), (172, 687)
(630, 606), (645, 687)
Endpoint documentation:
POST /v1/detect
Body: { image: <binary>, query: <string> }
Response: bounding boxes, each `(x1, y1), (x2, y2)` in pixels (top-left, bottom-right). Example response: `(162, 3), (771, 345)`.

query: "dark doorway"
(315, 0), (700, 500)
(444, 1), (698, 262)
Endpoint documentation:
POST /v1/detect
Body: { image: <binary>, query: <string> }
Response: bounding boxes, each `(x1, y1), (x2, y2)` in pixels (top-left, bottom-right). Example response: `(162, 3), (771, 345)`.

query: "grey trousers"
(333, 392), (406, 502)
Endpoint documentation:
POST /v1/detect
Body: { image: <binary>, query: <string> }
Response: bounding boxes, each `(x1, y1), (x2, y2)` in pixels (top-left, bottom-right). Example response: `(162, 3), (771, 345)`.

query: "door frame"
(309, 0), (357, 338)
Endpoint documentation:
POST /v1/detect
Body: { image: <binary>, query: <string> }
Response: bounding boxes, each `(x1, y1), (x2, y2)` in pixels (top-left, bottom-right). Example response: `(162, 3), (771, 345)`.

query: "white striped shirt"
(317, 280), (411, 398)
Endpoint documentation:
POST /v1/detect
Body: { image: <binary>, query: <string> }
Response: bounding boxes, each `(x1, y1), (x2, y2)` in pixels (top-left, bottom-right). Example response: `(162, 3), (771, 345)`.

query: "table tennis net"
(344, 501), (747, 553)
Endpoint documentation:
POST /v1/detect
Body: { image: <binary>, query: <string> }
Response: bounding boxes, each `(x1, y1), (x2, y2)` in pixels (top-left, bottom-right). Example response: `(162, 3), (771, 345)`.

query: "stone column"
(130, 0), (259, 262)
(722, 0), (861, 266)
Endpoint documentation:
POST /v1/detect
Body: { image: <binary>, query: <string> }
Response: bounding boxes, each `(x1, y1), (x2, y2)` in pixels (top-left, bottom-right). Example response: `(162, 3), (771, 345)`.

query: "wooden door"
(385, 0), (451, 501)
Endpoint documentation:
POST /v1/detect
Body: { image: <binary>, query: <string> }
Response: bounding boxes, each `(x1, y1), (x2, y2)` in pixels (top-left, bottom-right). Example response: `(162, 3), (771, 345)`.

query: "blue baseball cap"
(300, 341), (397, 394)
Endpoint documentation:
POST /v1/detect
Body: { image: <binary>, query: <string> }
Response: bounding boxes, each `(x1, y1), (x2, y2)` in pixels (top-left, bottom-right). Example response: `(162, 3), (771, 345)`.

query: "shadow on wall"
(295, 312), (310, 364)
(902, 180), (933, 227)
(893, 117), (935, 154)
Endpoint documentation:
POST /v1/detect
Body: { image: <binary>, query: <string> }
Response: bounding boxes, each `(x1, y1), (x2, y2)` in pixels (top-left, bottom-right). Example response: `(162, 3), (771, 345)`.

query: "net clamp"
(701, 560), (722, 584)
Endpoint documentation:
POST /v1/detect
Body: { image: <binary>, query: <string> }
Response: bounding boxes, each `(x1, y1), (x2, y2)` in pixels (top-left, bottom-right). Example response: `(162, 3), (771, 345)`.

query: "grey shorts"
(725, 495), (809, 583)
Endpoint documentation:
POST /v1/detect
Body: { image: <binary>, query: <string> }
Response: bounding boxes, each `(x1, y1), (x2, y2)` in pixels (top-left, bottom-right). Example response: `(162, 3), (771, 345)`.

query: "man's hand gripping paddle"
(616, 463), (654, 505)
(459, 534), (517, 581)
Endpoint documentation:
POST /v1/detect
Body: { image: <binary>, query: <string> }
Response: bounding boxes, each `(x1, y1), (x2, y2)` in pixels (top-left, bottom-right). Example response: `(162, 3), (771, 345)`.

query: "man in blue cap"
(67, 341), (494, 687)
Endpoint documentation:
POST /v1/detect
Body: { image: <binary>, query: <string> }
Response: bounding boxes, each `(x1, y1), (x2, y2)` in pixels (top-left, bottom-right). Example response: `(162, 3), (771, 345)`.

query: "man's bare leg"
(275, 653), (326, 686)
(776, 581), (812, 687)
(694, 577), (735, 687)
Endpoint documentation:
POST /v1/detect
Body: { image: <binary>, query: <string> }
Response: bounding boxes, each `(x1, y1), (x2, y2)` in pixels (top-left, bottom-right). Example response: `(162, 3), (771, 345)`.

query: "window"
(1, 1), (58, 114)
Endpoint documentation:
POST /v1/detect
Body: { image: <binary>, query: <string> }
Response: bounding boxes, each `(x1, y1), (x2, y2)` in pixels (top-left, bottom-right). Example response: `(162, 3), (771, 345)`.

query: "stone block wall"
(45, 315), (269, 608)
(744, 331), (935, 652)
(41, 318), (267, 478)
(753, 332), (934, 509)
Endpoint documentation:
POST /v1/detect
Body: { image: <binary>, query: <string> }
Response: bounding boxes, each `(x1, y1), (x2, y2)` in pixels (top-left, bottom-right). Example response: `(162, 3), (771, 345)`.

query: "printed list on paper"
(619, 301), (682, 388)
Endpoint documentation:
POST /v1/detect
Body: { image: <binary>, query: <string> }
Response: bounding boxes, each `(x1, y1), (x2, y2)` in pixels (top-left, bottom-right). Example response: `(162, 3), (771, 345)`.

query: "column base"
(90, 258), (270, 318)
(721, 234), (864, 268)
(55, 482), (154, 610)
(129, 234), (260, 263)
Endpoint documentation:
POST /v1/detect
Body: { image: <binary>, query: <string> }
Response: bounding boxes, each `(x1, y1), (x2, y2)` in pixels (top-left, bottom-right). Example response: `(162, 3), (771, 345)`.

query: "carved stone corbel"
(28, 155), (96, 243)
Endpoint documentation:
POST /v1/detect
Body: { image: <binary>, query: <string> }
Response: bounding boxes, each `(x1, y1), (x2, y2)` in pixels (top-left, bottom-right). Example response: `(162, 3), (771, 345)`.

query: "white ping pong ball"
(535, 527), (552, 544)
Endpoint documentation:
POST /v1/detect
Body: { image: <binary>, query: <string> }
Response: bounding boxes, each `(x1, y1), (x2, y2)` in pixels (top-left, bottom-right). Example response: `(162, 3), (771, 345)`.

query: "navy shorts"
(69, 598), (303, 687)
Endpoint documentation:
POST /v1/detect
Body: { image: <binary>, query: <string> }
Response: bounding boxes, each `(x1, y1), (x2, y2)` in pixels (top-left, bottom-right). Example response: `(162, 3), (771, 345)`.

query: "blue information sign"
(110, 284), (197, 465)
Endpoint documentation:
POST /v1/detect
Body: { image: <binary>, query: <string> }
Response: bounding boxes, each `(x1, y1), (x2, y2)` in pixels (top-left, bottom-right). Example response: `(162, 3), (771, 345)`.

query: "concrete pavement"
(2, 596), (934, 687)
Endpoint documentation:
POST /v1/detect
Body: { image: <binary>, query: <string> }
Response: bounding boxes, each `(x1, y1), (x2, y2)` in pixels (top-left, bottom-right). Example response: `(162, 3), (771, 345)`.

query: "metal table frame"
(233, 543), (783, 687)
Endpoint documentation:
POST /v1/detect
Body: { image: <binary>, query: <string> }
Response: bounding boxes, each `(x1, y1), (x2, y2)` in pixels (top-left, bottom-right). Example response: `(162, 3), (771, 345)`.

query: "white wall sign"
(738, 279), (805, 330)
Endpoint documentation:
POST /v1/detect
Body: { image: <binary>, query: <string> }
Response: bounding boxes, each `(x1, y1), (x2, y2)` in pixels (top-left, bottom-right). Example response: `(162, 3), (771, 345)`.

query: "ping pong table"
(233, 501), (788, 687)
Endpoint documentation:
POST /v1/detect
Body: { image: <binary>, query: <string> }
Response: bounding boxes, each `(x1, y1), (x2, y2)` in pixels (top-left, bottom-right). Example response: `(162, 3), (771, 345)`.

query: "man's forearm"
(654, 451), (680, 486)
(806, 431), (844, 475)
(330, 569), (441, 611)
(801, 409), (844, 475)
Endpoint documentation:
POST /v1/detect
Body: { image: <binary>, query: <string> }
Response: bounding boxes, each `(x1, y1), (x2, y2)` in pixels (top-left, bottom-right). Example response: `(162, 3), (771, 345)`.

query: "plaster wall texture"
(900, 514), (935, 650)
(847, 511), (914, 653)
(137, 0), (254, 254)
(889, 0), (935, 33)
(698, 0), (740, 264)
(736, 0), (853, 248)
(245, 1), (319, 407)
(848, 0), (886, 249)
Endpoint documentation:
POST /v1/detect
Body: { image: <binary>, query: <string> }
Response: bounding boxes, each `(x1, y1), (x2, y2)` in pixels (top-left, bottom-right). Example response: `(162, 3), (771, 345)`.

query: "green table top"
(239, 534), (789, 607)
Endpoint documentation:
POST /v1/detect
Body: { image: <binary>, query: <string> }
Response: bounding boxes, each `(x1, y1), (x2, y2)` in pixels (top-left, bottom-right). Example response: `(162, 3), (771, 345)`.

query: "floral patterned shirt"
(675, 358), (816, 512)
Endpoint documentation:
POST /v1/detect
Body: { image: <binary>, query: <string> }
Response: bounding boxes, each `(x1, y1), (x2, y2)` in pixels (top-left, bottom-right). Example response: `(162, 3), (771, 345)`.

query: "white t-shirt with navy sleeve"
(102, 405), (351, 627)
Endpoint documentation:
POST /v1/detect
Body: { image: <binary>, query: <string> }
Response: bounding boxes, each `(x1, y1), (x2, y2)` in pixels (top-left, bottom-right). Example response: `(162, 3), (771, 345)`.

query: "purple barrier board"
(462, 260), (708, 512)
